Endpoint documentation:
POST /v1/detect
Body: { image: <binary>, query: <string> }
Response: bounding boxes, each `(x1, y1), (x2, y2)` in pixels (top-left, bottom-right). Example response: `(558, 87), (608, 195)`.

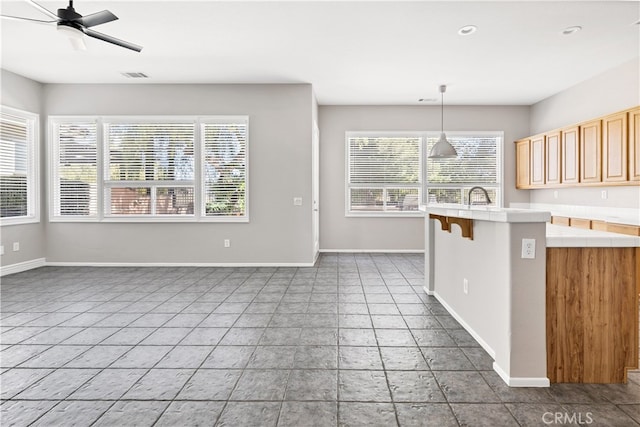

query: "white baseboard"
(0, 258), (46, 277)
(320, 249), (424, 253)
(493, 362), (550, 387)
(422, 285), (434, 296)
(45, 261), (317, 268)
(431, 290), (496, 359)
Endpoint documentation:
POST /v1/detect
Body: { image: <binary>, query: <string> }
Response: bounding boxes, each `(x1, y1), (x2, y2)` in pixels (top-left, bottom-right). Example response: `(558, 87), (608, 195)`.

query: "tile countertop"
(546, 223), (640, 248)
(421, 205), (551, 223)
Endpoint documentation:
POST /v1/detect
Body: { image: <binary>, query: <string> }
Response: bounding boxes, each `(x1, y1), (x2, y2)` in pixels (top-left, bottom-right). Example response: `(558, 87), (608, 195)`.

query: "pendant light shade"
(428, 85), (458, 159)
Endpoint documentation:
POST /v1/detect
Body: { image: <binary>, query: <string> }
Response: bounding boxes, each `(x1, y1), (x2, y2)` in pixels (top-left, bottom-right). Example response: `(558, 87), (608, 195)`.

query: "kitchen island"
(422, 205), (640, 387)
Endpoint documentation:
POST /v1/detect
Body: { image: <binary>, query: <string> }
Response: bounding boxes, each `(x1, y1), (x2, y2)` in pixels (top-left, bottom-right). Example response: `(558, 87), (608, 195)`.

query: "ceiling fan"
(1, 0), (142, 52)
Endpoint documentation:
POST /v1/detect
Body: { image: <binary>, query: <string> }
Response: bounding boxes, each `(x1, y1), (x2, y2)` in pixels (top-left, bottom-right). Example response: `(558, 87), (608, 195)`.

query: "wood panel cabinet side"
(561, 126), (580, 185)
(515, 139), (531, 189)
(629, 107), (640, 181)
(580, 120), (602, 183)
(602, 112), (628, 182)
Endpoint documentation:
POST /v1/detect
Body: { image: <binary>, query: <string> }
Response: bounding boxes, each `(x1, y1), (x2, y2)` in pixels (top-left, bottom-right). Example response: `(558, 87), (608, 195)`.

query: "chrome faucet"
(468, 186), (492, 206)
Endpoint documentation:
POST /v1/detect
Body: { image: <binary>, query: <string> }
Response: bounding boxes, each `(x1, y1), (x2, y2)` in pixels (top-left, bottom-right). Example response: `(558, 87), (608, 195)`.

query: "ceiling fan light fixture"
(428, 84), (458, 159)
(57, 23), (86, 50)
(57, 23), (83, 39)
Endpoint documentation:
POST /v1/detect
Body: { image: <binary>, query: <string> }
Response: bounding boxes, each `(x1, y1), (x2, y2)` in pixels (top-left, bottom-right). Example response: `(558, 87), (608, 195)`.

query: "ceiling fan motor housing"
(58, 5), (81, 22)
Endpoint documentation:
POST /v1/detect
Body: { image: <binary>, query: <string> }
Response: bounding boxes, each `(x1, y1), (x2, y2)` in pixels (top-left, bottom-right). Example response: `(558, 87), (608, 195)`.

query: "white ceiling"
(1, 0), (639, 105)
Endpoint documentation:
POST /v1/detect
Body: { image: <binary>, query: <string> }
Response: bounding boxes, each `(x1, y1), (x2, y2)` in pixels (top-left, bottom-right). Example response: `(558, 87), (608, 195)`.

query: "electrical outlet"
(553, 190), (558, 199)
(224, 239), (230, 248)
(463, 278), (468, 294)
(293, 197), (303, 206)
(12, 242), (19, 252)
(601, 190), (608, 200)
(521, 238), (535, 259)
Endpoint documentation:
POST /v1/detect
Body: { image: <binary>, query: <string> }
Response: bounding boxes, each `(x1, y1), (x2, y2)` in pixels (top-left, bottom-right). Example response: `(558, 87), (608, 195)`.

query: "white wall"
(528, 58), (640, 209)
(0, 69), (46, 270)
(43, 83), (316, 265)
(319, 105), (530, 251)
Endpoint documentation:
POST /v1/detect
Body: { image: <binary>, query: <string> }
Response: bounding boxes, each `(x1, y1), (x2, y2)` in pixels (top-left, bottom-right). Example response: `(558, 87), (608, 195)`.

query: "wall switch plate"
(521, 238), (535, 259)
(224, 239), (230, 248)
(293, 197), (303, 206)
(12, 242), (19, 252)
(601, 190), (608, 200)
(463, 278), (468, 294)
(553, 190), (558, 199)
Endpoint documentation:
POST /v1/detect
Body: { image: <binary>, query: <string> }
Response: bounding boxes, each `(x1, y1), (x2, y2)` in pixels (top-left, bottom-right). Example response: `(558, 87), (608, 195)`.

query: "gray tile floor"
(1, 253), (640, 426)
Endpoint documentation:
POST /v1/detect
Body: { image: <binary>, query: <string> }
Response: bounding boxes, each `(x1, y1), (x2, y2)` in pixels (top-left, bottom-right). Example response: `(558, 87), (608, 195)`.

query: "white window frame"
(49, 116), (100, 222)
(345, 130), (504, 217)
(0, 105), (39, 226)
(345, 131), (423, 218)
(49, 115), (249, 223)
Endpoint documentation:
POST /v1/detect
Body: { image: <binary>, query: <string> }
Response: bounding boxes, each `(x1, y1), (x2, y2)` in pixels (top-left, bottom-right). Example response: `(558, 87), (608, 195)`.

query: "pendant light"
(428, 84), (458, 158)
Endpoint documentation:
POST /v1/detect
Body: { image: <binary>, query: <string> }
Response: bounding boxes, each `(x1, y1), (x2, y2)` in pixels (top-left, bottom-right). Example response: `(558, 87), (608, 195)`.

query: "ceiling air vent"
(121, 72), (149, 78)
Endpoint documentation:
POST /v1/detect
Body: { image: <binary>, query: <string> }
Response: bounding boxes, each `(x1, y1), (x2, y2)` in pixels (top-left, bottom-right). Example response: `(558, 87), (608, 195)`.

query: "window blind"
(0, 112), (31, 218)
(425, 134), (501, 206)
(54, 122), (98, 217)
(107, 123), (195, 182)
(1, 108), (37, 223)
(347, 135), (421, 214)
(202, 120), (248, 217)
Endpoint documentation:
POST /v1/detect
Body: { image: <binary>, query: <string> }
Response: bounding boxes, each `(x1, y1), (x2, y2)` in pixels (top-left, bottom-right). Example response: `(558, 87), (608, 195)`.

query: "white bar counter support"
(422, 205), (551, 387)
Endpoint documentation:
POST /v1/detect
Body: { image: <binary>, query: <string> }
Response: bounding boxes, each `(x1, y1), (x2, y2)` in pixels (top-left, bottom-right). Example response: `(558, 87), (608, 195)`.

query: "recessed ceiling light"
(562, 26), (582, 35)
(121, 72), (149, 78)
(458, 25), (477, 36)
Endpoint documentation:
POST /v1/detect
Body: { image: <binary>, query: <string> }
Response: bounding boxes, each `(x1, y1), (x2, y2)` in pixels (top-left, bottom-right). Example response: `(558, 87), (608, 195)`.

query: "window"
(0, 106), (38, 225)
(346, 133), (422, 216)
(104, 121), (195, 217)
(50, 116), (248, 222)
(425, 132), (502, 206)
(345, 131), (502, 216)
(202, 119), (248, 218)
(51, 119), (98, 219)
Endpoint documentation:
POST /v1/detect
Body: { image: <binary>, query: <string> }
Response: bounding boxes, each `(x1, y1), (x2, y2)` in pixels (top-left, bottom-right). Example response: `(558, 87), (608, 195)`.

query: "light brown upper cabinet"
(629, 107), (640, 181)
(514, 106), (639, 189)
(561, 126), (580, 185)
(545, 131), (561, 185)
(580, 119), (602, 183)
(530, 134), (546, 186)
(602, 111), (628, 182)
(515, 139), (530, 189)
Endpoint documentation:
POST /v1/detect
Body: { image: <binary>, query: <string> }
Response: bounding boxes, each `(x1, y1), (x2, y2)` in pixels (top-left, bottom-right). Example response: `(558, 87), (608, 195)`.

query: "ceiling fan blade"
(82, 28), (142, 52)
(79, 10), (118, 28)
(1, 15), (56, 25)
(26, 0), (59, 20)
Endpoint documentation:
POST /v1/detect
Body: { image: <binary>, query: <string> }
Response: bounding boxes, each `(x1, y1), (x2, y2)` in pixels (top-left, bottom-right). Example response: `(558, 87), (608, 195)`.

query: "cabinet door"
(602, 112), (628, 182)
(530, 134), (545, 186)
(629, 107), (640, 181)
(580, 120), (602, 183)
(546, 131), (561, 185)
(561, 126), (580, 185)
(515, 139), (530, 189)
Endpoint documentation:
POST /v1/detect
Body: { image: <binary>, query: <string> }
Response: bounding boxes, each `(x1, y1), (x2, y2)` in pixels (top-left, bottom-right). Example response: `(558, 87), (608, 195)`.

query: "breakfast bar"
(422, 205), (640, 387)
